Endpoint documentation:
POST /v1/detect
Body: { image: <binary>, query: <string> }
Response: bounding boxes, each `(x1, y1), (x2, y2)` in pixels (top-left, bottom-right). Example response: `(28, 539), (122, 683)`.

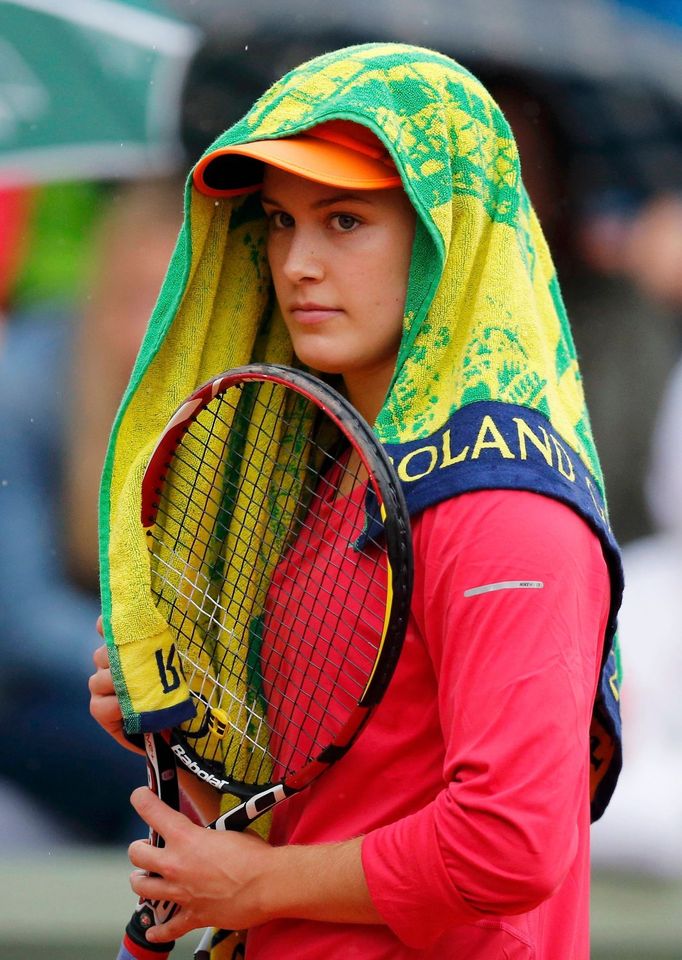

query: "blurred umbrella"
(173, 0), (682, 100)
(0, 0), (201, 185)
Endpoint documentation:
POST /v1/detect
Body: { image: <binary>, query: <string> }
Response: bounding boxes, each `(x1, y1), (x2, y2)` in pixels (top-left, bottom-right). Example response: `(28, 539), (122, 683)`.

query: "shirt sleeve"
(361, 489), (611, 947)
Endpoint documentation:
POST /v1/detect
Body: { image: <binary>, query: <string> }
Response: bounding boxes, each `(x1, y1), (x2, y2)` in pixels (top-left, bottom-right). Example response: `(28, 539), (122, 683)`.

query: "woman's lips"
(290, 304), (340, 324)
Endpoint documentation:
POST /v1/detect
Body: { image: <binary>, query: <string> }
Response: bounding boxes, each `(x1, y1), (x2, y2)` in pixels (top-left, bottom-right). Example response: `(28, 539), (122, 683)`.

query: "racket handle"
(117, 910), (175, 958)
(116, 731), (180, 959)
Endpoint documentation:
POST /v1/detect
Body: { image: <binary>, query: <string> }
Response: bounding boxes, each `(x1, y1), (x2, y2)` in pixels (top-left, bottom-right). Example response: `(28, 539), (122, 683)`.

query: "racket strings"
(221, 392), (373, 772)
(255, 440), (388, 776)
(154, 451), (381, 716)
(261, 481), (384, 770)
(157, 495), (385, 776)
(153, 402), (367, 612)
(150, 387), (291, 712)
(149, 380), (390, 787)
(154, 385), (294, 782)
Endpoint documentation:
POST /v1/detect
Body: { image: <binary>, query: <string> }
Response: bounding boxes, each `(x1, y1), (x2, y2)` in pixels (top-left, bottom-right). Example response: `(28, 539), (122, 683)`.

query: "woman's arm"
(361, 490), (611, 946)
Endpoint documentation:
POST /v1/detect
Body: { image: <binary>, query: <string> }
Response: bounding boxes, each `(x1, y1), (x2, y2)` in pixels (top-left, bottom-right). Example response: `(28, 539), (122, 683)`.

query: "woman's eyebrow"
(312, 194), (372, 209)
(260, 192), (372, 209)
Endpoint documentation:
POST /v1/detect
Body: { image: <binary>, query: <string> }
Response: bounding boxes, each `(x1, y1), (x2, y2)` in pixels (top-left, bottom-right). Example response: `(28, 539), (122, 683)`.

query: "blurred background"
(1, 0), (681, 956)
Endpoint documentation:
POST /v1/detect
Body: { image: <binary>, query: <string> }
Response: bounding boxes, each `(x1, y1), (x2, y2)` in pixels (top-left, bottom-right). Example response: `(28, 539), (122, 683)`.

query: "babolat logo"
(171, 743), (230, 790)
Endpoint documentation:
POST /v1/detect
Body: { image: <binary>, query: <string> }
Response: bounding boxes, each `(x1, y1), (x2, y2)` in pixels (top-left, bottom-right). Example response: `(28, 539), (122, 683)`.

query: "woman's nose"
(282, 229), (324, 282)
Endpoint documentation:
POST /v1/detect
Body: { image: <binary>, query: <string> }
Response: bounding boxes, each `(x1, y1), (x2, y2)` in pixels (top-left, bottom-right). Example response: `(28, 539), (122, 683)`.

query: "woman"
(90, 43), (622, 959)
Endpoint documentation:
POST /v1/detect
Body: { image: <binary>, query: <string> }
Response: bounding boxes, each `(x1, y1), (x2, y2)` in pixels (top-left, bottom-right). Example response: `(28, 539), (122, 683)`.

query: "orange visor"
(193, 120), (402, 197)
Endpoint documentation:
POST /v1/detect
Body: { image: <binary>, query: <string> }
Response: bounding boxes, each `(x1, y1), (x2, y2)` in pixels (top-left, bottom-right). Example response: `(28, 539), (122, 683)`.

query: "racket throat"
(211, 783), (291, 832)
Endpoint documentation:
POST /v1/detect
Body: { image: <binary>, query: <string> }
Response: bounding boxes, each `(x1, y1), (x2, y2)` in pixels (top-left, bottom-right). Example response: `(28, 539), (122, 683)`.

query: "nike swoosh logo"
(464, 580), (544, 597)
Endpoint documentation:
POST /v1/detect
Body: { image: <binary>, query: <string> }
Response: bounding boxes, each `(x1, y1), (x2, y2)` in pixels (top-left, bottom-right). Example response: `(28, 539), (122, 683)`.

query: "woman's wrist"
(260, 836), (382, 925)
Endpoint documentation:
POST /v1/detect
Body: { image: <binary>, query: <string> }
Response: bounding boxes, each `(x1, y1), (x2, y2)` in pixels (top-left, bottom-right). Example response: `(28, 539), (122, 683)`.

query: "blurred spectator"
(590, 182), (682, 878)
(591, 352), (682, 878)
(565, 245), (680, 545)
(0, 177), (182, 845)
(582, 191), (682, 309)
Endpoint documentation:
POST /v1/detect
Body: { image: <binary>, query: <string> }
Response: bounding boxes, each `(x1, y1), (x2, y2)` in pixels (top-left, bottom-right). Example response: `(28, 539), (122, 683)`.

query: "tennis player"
(90, 43), (623, 959)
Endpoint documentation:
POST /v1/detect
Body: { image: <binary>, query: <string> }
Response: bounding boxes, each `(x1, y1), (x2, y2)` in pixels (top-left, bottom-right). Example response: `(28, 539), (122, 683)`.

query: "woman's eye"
(268, 211), (294, 229)
(331, 213), (360, 232)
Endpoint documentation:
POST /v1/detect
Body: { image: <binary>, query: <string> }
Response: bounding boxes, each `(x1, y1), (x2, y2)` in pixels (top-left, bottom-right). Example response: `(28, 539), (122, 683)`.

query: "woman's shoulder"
(413, 488), (605, 567)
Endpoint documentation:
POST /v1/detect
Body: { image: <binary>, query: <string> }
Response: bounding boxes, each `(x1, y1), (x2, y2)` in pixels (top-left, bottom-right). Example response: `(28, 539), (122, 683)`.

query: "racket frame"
(141, 364), (412, 795)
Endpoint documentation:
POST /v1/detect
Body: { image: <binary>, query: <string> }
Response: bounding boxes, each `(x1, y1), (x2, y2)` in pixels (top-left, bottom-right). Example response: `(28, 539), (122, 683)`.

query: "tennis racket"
(115, 363), (413, 960)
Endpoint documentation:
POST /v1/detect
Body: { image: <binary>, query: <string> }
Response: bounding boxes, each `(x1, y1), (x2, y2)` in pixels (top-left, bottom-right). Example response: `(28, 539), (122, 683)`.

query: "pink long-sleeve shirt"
(246, 489), (611, 959)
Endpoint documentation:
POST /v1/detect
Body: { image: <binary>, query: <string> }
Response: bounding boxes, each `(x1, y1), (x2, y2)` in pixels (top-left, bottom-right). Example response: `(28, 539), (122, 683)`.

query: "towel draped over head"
(100, 42), (623, 821)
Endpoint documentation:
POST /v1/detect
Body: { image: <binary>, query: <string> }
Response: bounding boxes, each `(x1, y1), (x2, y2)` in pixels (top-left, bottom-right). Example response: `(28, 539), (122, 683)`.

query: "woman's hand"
(128, 788), (275, 942)
(129, 789), (378, 943)
(88, 616), (144, 755)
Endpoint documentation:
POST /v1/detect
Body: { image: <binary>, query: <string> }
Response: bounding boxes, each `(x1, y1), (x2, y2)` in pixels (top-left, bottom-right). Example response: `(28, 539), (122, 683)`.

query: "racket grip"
(116, 732), (179, 960)
(117, 909), (175, 959)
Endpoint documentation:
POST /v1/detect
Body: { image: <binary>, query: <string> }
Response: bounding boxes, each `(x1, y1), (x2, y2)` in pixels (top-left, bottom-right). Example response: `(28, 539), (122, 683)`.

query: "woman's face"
(262, 167), (416, 416)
